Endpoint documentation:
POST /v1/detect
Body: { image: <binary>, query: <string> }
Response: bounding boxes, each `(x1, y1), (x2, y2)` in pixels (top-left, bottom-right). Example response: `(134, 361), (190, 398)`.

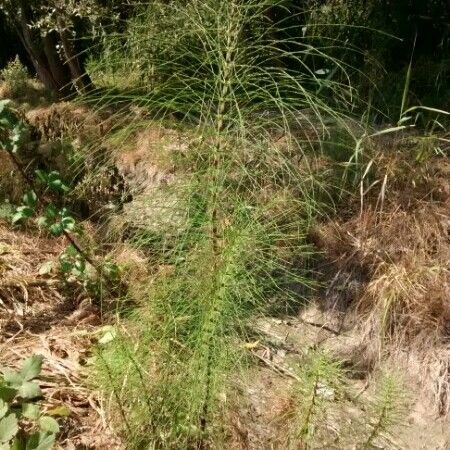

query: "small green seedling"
(59, 245), (120, 292)
(11, 191), (37, 224)
(59, 245), (87, 281)
(0, 355), (61, 450)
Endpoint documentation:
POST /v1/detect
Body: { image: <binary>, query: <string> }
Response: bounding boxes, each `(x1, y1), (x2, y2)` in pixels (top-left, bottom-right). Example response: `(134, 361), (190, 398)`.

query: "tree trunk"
(57, 16), (93, 94)
(14, 21), (57, 93)
(14, 0), (74, 97)
(11, 0), (90, 97)
(42, 32), (73, 96)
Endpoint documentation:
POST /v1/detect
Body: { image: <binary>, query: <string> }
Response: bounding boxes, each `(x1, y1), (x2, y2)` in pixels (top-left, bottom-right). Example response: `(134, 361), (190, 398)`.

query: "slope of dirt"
(236, 309), (450, 450)
(101, 126), (450, 449)
(1, 91), (448, 448)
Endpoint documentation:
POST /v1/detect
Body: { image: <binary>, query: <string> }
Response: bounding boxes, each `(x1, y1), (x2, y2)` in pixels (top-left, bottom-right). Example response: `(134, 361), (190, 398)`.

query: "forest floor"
(0, 222), (121, 449)
(0, 85), (449, 449)
(1, 221), (448, 449)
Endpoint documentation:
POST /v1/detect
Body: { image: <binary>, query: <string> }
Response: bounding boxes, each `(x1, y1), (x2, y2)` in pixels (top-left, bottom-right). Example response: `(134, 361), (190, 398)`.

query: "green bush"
(305, 0), (450, 122)
(1, 56), (29, 98)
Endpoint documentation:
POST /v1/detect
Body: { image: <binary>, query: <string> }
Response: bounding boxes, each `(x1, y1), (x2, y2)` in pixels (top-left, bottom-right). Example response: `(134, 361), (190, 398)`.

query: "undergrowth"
(281, 354), (410, 449)
(0, 1), (447, 449)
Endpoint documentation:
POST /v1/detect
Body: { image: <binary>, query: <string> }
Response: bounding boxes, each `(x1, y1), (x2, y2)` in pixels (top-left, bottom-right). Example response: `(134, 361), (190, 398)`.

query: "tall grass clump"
(89, 0), (358, 447)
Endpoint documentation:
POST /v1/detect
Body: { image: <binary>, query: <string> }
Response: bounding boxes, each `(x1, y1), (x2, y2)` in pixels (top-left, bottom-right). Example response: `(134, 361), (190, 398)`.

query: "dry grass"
(0, 330), (123, 449)
(0, 220), (123, 448)
(25, 101), (110, 145)
(0, 79), (55, 108)
(315, 201), (449, 337)
(0, 221), (66, 326)
(310, 140), (450, 414)
(0, 149), (25, 203)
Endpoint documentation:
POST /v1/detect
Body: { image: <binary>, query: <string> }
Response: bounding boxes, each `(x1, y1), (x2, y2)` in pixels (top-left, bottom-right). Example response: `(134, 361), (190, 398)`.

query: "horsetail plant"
(285, 351), (347, 449)
(90, 0), (358, 447)
(362, 372), (409, 449)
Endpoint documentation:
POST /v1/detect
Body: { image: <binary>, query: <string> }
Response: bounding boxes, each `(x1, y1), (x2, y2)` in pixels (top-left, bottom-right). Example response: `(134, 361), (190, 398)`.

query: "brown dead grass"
(0, 221), (66, 325)
(315, 202), (450, 339)
(0, 149), (24, 202)
(112, 125), (188, 196)
(25, 102), (108, 143)
(311, 142), (450, 414)
(0, 220), (123, 448)
(0, 330), (122, 449)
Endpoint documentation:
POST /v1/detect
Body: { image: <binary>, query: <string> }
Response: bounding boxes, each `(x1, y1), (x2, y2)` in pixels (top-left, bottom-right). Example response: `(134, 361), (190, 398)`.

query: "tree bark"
(57, 15), (93, 94)
(14, 20), (57, 93)
(13, 0), (74, 97)
(10, 0), (89, 97)
(42, 31), (72, 95)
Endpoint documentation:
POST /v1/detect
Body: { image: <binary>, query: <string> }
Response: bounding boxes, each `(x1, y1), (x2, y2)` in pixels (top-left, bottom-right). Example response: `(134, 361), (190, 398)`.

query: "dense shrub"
(1, 56), (29, 97)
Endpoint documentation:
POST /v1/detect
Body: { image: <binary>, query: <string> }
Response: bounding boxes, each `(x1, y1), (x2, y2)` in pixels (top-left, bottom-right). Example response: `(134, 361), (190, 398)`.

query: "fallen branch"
(298, 318), (340, 336)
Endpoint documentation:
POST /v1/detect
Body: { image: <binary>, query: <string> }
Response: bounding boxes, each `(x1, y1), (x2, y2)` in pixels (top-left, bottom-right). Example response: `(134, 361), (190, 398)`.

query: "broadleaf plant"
(0, 355), (61, 449)
(0, 102), (76, 235)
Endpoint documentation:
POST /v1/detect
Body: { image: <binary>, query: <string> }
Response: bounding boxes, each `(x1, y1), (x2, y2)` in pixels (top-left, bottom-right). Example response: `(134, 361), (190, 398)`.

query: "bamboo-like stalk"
(199, 1), (241, 441)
